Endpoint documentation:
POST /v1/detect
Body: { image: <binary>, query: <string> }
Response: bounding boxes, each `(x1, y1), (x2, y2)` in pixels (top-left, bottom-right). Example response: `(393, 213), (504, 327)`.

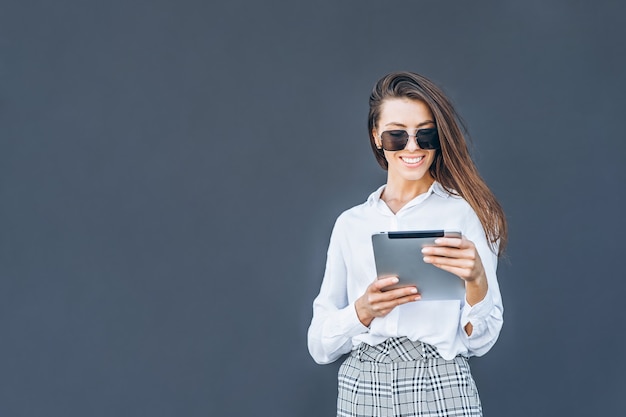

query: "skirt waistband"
(352, 337), (442, 363)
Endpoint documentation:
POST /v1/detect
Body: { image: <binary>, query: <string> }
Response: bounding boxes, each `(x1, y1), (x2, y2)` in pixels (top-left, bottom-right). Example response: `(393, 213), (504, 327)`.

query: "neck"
(382, 175), (435, 204)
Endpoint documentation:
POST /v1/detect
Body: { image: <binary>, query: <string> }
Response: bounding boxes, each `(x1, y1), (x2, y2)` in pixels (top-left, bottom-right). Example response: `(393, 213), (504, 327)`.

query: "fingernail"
(410, 288), (418, 294)
(434, 238), (442, 244)
(392, 277), (399, 283)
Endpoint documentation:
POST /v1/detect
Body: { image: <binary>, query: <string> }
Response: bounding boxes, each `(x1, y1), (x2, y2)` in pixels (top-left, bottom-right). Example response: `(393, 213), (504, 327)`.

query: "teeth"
(401, 156), (423, 164)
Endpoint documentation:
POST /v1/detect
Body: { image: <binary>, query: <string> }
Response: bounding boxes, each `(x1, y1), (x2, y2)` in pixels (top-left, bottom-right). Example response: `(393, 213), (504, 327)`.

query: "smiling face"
(373, 98), (437, 189)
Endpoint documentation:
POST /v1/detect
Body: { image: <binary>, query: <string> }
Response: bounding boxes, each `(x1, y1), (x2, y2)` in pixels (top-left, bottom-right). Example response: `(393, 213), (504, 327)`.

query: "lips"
(400, 155), (424, 164)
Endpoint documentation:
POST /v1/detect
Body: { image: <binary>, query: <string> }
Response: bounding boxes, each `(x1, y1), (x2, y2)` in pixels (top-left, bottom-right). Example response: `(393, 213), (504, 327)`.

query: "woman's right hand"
(355, 276), (421, 327)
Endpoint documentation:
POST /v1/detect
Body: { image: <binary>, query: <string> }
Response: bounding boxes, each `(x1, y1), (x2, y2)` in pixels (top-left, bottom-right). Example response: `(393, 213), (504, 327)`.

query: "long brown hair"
(368, 71), (508, 255)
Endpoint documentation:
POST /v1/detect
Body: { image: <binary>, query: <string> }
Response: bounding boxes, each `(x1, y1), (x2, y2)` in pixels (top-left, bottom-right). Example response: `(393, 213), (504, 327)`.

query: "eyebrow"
(384, 120), (435, 128)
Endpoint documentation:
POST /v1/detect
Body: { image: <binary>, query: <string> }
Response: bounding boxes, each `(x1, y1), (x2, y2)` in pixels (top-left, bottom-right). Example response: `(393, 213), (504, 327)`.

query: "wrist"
(465, 273), (488, 306)
(465, 270), (486, 285)
(354, 298), (373, 327)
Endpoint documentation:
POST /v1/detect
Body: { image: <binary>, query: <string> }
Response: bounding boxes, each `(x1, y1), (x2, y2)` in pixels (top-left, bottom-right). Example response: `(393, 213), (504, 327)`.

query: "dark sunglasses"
(379, 128), (440, 151)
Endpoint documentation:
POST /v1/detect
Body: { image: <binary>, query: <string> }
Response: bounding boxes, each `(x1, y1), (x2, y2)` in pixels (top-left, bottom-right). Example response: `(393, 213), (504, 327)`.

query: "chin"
(405, 173), (431, 182)
(391, 169), (432, 183)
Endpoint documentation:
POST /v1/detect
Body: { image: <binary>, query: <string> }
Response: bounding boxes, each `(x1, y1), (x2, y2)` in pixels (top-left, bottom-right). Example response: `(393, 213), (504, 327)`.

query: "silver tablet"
(371, 230), (465, 301)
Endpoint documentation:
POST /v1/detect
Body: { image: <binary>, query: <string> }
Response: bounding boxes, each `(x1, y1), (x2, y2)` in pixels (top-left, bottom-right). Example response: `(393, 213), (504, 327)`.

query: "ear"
(372, 128), (382, 149)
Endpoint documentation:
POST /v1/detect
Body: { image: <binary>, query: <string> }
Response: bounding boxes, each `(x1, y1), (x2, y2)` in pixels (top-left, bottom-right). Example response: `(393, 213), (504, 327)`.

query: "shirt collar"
(432, 181), (453, 198)
(366, 181), (452, 207)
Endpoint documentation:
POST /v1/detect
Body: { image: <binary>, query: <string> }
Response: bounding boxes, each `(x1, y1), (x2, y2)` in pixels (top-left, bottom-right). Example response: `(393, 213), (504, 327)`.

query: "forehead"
(378, 98), (434, 126)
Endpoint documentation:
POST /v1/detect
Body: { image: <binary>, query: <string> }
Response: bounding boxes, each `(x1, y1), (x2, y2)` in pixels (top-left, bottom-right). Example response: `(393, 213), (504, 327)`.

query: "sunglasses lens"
(380, 130), (409, 151)
(416, 128), (440, 150)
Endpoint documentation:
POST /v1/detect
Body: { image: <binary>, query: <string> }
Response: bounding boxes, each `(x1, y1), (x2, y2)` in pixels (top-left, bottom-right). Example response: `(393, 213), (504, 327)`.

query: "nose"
(405, 133), (421, 151)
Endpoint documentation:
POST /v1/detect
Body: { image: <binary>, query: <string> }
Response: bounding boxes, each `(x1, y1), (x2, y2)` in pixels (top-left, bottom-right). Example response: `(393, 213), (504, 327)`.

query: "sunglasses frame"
(378, 127), (440, 151)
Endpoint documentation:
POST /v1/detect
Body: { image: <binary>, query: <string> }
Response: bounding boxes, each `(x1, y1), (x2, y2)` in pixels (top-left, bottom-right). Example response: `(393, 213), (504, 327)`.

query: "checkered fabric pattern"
(337, 337), (482, 417)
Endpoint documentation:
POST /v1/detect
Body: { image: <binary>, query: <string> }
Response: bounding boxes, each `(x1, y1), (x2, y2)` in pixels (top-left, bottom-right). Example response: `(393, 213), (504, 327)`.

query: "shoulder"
(431, 182), (475, 216)
(335, 201), (371, 228)
(333, 185), (384, 229)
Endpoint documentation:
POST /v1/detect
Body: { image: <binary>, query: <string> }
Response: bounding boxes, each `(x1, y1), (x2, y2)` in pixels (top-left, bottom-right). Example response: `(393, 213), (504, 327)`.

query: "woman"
(307, 71), (507, 417)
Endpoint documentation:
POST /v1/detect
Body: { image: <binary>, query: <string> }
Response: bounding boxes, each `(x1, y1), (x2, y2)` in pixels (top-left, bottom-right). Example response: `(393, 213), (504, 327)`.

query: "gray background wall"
(1, 1), (625, 416)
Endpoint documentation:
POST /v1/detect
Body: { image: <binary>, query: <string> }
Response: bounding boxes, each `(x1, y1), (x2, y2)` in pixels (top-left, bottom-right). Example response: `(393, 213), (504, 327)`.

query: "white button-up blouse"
(307, 182), (503, 363)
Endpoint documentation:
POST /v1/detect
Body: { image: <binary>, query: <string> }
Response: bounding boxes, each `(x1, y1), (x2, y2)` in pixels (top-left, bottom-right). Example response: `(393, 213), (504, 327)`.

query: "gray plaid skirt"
(337, 337), (482, 417)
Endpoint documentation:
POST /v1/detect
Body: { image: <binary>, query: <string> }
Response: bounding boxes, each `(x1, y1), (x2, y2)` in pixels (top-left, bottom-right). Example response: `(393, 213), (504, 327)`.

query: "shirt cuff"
(328, 302), (369, 338)
(460, 292), (494, 336)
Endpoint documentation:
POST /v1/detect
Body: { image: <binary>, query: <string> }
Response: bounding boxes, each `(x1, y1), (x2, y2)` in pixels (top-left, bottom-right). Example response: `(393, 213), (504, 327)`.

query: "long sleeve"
(457, 210), (504, 357)
(307, 218), (369, 364)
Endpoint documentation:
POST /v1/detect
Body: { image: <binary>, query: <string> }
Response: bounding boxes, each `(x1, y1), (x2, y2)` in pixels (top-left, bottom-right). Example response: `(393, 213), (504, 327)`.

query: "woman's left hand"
(421, 236), (488, 335)
(421, 236), (488, 310)
(421, 236), (486, 283)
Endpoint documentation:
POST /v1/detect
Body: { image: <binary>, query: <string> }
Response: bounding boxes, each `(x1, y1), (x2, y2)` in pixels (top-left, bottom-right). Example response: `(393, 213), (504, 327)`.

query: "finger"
(430, 259), (486, 282)
(432, 236), (463, 248)
(374, 293), (421, 312)
(372, 276), (399, 291)
(430, 263), (474, 280)
(380, 285), (420, 299)
(423, 255), (475, 269)
(367, 285), (419, 305)
(422, 247), (474, 261)
(436, 236), (477, 249)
